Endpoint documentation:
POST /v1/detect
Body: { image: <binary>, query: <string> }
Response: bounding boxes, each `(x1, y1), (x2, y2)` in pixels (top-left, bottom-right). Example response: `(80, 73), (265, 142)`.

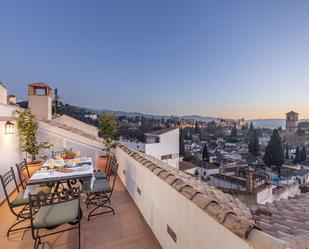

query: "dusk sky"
(1, 0), (309, 119)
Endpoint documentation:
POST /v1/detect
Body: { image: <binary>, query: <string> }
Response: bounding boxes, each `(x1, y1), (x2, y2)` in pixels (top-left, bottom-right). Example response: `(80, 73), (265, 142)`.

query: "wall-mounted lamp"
(5, 121), (15, 134)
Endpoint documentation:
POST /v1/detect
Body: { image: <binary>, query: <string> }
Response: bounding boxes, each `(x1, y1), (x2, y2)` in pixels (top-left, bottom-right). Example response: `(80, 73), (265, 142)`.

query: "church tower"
(28, 83), (52, 120)
(285, 111), (299, 135)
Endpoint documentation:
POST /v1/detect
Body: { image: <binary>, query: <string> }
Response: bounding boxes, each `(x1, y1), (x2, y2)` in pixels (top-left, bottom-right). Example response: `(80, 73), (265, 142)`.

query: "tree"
(53, 88), (60, 114)
(230, 125), (237, 138)
(249, 122), (254, 133)
(248, 129), (260, 157)
(293, 146), (300, 164)
(179, 128), (185, 156)
(98, 113), (118, 152)
(195, 120), (199, 134)
(285, 145), (289, 160)
(202, 144), (209, 162)
(17, 109), (52, 162)
(300, 146), (307, 162)
(263, 129), (284, 169)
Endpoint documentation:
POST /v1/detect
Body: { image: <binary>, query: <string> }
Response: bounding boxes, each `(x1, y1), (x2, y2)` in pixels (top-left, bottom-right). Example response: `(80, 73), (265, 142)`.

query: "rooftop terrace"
(0, 176), (161, 249)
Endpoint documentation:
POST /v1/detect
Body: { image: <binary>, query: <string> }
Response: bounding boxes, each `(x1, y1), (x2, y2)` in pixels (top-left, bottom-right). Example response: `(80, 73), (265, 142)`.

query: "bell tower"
(28, 83), (52, 120)
(286, 111), (299, 135)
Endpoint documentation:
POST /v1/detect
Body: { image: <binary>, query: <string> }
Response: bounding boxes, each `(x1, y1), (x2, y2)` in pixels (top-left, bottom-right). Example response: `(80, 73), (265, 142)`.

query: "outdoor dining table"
(24, 157), (94, 196)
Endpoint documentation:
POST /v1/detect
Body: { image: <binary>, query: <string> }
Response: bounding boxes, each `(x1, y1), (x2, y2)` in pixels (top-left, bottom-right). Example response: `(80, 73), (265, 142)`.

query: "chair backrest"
(15, 159), (30, 189)
(29, 187), (81, 230)
(0, 167), (20, 208)
(104, 152), (115, 174)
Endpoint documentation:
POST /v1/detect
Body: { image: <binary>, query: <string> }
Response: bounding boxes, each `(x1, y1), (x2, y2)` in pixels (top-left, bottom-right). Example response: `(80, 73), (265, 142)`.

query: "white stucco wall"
(145, 129), (180, 168)
(51, 115), (99, 138)
(115, 147), (256, 249)
(0, 84), (8, 104)
(0, 104), (23, 203)
(28, 95), (52, 120)
(37, 121), (104, 168)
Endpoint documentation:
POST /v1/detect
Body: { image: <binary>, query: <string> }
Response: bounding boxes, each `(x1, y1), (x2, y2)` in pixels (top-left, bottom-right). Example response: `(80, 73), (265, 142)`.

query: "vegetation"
(98, 113), (118, 151)
(202, 144), (209, 162)
(263, 129), (284, 170)
(17, 109), (52, 162)
(293, 146), (307, 164)
(179, 127), (185, 156)
(248, 129), (260, 157)
(230, 125), (237, 138)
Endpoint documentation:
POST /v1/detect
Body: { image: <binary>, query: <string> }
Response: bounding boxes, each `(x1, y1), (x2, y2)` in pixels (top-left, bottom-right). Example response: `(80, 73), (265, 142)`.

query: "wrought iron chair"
(83, 158), (119, 220)
(15, 159), (53, 191)
(93, 152), (115, 180)
(0, 167), (31, 237)
(29, 187), (82, 249)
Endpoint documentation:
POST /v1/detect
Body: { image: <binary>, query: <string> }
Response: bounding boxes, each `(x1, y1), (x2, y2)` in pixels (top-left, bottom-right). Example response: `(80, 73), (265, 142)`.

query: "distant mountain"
(248, 119), (285, 129)
(86, 108), (217, 121)
(179, 115), (217, 122)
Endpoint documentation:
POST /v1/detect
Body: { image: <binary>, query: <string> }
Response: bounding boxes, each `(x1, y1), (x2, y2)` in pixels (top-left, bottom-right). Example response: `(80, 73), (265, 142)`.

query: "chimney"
(246, 167), (254, 193)
(7, 95), (16, 105)
(28, 82), (52, 120)
(0, 83), (8, 104)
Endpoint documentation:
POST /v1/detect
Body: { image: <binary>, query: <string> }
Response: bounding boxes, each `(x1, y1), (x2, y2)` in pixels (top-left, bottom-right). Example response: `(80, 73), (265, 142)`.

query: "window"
(155, 137), (160, 143)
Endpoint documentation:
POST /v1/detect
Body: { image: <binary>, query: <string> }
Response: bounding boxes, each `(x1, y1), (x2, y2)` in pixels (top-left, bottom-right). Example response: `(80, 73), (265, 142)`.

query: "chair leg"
(87, 196), (115, 220)
(7, 218), (30, 237)
(78, 222), (81, 249)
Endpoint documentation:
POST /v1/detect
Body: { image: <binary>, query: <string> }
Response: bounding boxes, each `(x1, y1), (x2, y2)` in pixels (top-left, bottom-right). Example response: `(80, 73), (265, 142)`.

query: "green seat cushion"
(35, 186), (52, 194)
(82, 179), (111, 193)
(33, 199), (79, 228)
(11, 190), (28, 207)
(93, 171), (107, 179)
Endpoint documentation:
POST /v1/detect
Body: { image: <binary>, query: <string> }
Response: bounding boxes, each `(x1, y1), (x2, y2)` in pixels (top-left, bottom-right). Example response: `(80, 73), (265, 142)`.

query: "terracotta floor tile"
(0, 177), (162, 249)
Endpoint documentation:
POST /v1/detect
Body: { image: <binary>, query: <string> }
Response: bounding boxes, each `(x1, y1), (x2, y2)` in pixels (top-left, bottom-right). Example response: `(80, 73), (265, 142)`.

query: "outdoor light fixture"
(5, 121), (15, 134)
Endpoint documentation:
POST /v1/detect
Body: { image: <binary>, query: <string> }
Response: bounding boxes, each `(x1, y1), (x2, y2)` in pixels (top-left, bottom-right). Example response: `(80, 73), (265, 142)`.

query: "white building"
(121, 128), (180, 168)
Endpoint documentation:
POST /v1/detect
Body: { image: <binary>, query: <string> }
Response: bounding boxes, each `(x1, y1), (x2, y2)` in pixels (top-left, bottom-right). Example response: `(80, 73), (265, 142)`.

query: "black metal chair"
(83, 158), (119, 220)
(15, 159), (53, 191)
(29, 187), (82, 249)
(93, 152), (115, 180)
(0, 167), (31, 237)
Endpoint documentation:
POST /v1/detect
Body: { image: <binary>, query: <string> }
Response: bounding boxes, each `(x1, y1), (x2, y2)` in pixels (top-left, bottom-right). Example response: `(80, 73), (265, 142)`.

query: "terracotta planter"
(97, 155), (108, 172)
(27, 160), (44, 177)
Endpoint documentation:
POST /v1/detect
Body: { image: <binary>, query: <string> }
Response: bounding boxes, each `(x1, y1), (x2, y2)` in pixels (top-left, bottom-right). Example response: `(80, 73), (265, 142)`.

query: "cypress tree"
(179, 128), (185, 156)
(263, 129), (284, 168)
(202, 144), (209, 162)
(300, 146), (307, 162)
(195, 120), (199, 134)
(285, 145), (289, 160)
(248, 129), (260, 157)
(293, 147), (300, 164)
(230, 125), (237, 138)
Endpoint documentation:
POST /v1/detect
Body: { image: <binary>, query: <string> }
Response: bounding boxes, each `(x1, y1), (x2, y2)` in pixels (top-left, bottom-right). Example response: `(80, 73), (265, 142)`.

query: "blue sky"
(1, 0), (309, 119)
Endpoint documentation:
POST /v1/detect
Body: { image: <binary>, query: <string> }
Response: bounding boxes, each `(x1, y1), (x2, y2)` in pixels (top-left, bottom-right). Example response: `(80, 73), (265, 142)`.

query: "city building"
(122, 127), (180, 168)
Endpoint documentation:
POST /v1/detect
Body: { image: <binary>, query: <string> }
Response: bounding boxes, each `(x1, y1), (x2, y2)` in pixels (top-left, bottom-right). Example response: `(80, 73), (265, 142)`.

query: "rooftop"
(144, 127), (178, 136)
(253, 193), (309, 249)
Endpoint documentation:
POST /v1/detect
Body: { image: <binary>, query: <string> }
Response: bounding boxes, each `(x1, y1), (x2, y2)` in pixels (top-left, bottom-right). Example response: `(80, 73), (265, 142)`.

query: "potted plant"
(17, 109), (52, 175)
(97, 113), (118, 171)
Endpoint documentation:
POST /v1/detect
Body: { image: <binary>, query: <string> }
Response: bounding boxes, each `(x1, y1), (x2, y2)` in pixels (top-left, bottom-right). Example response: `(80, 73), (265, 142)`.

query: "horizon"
(2, 1), (309, 119)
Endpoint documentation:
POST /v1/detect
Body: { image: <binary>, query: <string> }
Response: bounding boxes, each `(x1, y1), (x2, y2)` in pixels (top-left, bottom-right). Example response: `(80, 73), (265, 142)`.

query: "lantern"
(5, 121), (15, 134)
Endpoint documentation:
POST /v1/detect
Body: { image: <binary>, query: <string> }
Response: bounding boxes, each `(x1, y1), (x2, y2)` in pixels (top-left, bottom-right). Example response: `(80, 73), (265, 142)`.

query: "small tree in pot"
(97, 113), (118, 170)
(17, 109), (52, 166)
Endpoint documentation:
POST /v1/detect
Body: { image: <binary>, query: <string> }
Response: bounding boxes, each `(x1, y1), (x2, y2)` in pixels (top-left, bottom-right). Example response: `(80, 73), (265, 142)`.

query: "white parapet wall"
(115, 145), (291, 249)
